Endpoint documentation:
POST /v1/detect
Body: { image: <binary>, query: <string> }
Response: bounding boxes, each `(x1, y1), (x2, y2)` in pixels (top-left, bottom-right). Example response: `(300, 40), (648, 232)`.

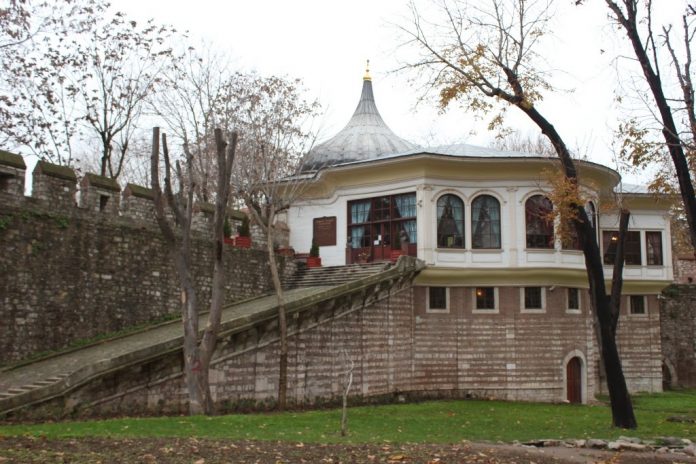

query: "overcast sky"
(115, 0), (689, 183)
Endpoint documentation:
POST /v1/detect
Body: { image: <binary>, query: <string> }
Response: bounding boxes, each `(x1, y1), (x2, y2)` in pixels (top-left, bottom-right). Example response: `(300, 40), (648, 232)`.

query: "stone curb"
(515, 436), (696, 457)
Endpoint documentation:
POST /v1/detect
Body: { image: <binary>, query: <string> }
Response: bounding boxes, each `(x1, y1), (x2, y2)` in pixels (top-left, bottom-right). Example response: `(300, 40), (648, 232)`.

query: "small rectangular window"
(646, 231), (663, 265)
(524, 287), (543, 310)
(427, 287), (448, 312)
(475, 287), (496, 310)
(567, 288), (579, 311)
(629, 295), (646, 315)
(99, 195), (109, 212)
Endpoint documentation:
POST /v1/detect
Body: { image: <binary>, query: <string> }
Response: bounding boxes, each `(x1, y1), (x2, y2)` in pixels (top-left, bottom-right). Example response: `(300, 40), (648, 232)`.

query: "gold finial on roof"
(363, 59), (371, 81)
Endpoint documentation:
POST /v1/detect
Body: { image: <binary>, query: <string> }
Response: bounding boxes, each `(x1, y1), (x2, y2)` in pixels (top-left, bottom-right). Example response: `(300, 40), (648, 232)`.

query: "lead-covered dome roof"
(300, 74), (418, 172)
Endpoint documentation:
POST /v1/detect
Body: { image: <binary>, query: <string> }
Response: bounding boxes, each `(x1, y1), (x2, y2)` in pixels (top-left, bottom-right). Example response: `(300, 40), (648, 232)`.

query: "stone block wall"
(0, 155), (294, 364)
(661, 285), (696, 388)
(30, 282), (664, 418)
(675, 255), (696, 284)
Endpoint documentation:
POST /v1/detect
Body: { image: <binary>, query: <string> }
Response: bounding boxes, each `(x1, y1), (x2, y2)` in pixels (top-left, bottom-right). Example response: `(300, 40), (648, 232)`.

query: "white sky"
(114, 0), (689, 184)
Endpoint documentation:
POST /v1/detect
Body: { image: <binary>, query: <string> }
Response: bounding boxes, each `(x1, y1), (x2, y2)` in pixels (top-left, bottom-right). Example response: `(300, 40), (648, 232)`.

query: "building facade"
(287, 71), (671, 403)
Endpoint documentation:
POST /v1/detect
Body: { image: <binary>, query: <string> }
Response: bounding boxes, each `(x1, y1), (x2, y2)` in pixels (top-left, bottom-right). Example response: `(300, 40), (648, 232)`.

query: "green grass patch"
(1, 391), (696, 443)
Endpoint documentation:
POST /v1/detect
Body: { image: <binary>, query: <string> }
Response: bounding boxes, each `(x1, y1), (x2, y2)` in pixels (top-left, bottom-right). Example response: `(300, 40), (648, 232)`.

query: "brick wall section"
(0, 159), (293, 364)
(613, 295), (663, 392)
(661, 285), (696, 387)
(31, 283), (663, 418)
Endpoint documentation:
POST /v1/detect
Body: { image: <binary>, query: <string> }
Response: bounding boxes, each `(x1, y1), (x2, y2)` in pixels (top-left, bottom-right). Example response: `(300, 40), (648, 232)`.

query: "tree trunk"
(180, 284), (207, 415)
(520, 104), (637, 428)
(265, 206), (289, 410)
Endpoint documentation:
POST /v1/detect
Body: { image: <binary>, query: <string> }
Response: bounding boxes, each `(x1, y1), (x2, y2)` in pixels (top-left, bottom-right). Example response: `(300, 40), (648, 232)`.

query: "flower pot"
(306, 256), (322, 268)
(390, 250), (403, 262)
(235, 236), (252, 248)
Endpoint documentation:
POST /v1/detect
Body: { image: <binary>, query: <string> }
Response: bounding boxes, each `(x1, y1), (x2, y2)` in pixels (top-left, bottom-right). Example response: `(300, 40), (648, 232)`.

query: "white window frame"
(473, 286), (499, 314)
(426, 286), (450, 313)
(566, 287), (581, 314)
(520, 286), (546, 313)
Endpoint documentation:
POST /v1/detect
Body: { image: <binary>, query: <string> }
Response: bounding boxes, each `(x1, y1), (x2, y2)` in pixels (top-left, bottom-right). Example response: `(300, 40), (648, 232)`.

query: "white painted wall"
(288, 176), (672, 282)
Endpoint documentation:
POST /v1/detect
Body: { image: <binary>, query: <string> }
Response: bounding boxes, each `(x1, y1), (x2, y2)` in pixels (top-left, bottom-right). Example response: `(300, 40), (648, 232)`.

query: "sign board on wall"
(313, 216), (336, 246)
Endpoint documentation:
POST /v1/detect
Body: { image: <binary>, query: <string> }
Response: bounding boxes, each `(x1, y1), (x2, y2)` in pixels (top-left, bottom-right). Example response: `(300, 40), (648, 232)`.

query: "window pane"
(437, 194), (464, 248)
(630, 295), (646, 314)
(646, 231), (663, 265)
(524, 287), (542, 309)
(475, 287), (495, 310)
(394, 193), (416, 218)
(625, 231), (642, 265)
(472, 195), (501, 249)
(350, 200), (371, 224)
(525, 195), (554, 249)
(429, 287), (447, 310)
(372, 196), (391, 221)
(602, 230), (642, 265)
(602, 230), (619, 264)
(567, 288), (579, 310)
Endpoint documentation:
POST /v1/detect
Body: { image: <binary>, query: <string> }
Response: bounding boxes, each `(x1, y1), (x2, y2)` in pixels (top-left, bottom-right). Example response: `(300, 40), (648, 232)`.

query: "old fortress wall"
(1, 149), (696, 416)
(0, 151), (293, 364)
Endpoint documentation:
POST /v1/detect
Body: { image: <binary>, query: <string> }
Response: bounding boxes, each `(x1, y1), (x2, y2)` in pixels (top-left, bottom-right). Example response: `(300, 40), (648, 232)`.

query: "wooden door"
(566, 357), (582, 404)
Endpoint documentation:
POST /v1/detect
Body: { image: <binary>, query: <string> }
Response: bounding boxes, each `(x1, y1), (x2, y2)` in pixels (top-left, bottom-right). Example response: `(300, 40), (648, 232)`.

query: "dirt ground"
(1, 437), (696, 464)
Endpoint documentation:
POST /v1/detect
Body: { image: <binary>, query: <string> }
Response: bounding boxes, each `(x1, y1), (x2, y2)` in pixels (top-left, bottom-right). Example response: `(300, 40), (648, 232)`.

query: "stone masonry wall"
(661, 285), (696, 388)
(30, 283), (662, 418)
(0, 159), (294, 364)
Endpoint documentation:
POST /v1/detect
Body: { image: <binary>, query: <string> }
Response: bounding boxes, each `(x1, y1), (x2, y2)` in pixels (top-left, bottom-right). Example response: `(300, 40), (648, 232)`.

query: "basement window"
(427, 287), (449, 313)
(629, 295), (647, 315)
(474, 287), (496, 311)
(567, 288), (580, 312)
(522, 287), (545, 312)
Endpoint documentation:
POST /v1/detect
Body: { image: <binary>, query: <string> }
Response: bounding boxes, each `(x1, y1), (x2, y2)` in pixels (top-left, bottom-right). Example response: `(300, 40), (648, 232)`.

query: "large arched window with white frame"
(436, 194), (464, 248)
(471, 194), (501, 249)
(525, 194), (554, 249)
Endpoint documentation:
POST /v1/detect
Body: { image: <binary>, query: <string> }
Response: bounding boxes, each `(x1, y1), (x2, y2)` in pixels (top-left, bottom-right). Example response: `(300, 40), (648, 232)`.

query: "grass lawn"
(1, 390), (695, 444)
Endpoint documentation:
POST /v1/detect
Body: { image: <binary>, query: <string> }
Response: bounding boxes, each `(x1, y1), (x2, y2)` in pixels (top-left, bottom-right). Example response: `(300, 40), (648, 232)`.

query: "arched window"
(437, 194), (464, 248)
(472, 195), (501, 249)
(525, 195), (554, 249)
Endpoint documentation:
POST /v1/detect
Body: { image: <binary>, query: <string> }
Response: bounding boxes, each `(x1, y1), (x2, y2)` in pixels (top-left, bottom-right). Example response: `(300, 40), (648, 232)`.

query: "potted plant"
(235, 215), (252, 248)
(223, 217), (235, 245)
(307, 239), (321, 268)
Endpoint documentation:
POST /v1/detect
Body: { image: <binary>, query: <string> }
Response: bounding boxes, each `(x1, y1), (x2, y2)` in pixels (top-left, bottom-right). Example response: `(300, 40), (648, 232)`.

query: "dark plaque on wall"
(313, 216), (337, 246)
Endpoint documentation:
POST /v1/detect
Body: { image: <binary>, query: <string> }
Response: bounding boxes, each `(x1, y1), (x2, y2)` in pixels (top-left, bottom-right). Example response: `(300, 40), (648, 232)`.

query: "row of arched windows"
(437, 194), (502, 249)
(436, 193), (595, 250)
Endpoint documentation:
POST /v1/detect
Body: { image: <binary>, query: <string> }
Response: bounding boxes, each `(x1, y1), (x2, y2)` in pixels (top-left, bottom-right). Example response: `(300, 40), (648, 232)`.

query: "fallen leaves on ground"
(0, 437), (693, 464)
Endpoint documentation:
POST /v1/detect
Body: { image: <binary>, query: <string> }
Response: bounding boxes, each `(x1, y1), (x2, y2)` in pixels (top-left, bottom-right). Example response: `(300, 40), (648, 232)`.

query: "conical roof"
(301, 73), (418, 172)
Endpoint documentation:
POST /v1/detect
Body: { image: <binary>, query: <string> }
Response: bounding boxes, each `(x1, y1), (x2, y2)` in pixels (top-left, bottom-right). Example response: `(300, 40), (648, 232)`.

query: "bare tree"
(0, 1), (180, 178)
(604, 1), (696, 254)
(152, 45), (234, 202)
(399, 0), (636, 428)
(0, 0), (106, 163)
(150, 127), (237, 415)
(233, 75), (319, 410)
(340, 349), (355, 437)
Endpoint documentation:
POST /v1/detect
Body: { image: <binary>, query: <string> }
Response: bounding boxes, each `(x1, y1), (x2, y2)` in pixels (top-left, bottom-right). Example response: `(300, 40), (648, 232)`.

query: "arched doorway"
(566, 357), (582, 404)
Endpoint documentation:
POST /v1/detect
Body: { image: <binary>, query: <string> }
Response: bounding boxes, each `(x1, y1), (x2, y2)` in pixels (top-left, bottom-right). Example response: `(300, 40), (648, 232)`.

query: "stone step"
(7, 388), (31, 394)
(284, 262), (388, 289)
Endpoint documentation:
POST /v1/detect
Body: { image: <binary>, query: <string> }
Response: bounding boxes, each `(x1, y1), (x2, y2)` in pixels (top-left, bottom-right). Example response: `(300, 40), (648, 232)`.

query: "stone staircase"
(0, 256), (424, 418)
(284, 261), (390, 289)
